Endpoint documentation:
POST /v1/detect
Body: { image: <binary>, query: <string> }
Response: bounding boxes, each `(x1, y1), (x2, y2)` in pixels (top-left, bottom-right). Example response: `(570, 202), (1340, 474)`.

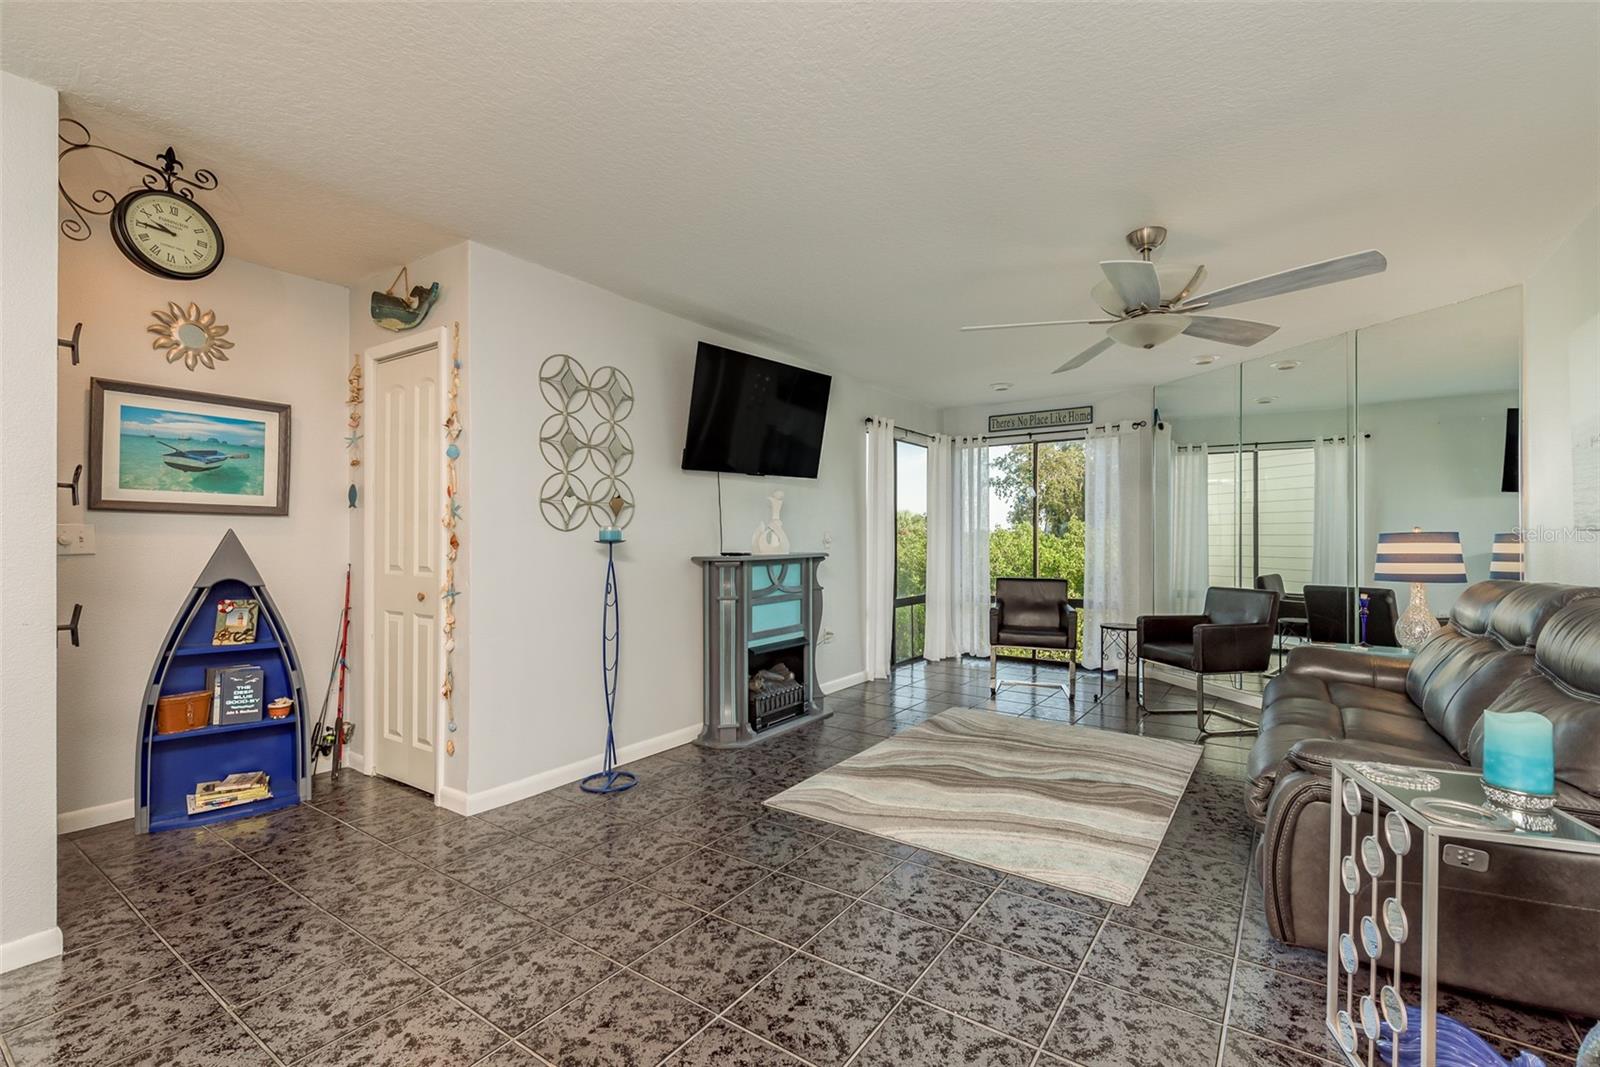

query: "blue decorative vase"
(1577, 1022), (1599, 1067)
(1378, 1009), (1546, 1067)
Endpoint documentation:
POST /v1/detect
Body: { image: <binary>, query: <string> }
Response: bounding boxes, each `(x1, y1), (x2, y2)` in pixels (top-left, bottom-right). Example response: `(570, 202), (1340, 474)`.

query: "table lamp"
(1489, 533), (1525, 580)
(1374, 528), (1468, 651)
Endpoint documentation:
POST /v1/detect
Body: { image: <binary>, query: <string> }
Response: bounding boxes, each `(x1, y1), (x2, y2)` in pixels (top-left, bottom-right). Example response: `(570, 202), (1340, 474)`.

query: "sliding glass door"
(892, 438), (927, 665)
(988, 438), (1085, 662)
(1206, 444), (1316, 593)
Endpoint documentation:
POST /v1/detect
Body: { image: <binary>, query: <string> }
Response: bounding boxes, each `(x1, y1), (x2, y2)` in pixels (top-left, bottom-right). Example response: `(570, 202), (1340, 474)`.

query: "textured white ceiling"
(5, 2), (1596, 407)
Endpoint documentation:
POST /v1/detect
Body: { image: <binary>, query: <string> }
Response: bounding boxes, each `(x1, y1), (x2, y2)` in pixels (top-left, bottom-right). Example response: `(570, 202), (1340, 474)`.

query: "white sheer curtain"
(1082, 423), (1153, 670)
(926, 435), (990, 661)
(1312, 436), (1353, 584)
(923, 434), (955, 661)
(1170, 441), (1210, 613)
(862, 418), (897, 680)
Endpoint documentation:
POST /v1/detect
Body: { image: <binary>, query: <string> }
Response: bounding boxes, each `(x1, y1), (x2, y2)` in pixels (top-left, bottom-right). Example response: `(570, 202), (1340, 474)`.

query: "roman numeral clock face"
(113, 190), (225, 279)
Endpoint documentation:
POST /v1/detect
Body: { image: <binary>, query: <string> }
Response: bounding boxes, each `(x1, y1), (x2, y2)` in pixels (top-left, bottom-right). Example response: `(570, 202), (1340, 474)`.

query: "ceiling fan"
(961, 226), (1387, 374)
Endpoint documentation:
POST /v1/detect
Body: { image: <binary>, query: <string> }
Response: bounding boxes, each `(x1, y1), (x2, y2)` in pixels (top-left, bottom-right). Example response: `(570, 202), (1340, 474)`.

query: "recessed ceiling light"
(1255, 395), (1278, 405)
(1191, 355), (1218, 366)
(1270, 360), (1301, 371)
(990, 381), (1013, 392)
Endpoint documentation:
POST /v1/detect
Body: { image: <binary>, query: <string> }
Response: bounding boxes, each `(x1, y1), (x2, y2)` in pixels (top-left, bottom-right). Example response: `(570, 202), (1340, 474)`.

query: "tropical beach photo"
(117, 404), (267, 496)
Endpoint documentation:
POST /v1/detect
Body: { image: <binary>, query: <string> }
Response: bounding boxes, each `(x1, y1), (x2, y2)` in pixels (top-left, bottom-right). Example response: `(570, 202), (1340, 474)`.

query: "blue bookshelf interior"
(136, 532), (311, 833)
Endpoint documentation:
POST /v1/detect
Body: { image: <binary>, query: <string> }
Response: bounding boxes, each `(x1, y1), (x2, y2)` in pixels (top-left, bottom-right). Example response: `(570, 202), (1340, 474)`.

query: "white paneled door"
(370, 340), (441, 794)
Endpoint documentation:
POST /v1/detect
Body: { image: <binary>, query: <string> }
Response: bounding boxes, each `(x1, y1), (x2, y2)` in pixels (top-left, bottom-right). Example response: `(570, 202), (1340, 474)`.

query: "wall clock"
(58, 122), (225, 280)
(111, 189), (226, 280)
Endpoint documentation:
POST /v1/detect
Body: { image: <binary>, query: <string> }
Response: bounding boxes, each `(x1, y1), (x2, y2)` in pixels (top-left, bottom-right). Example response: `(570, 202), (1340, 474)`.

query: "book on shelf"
(186, 771), (271, 815)
(206, 666), (265, 726)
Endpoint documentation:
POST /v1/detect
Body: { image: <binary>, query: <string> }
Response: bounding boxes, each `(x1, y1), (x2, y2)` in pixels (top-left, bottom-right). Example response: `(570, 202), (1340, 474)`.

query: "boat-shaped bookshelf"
(135, 529), (311, 832)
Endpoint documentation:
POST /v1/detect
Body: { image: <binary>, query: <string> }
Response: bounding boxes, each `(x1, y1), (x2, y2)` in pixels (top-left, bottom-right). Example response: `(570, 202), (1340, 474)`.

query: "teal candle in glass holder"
(597, 526), (623, 543)
(1481, 710), (1555, 796)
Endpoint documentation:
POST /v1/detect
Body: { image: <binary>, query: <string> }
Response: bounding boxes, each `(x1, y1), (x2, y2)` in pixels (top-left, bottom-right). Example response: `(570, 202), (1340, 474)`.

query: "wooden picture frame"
(88, 378), (291, 515)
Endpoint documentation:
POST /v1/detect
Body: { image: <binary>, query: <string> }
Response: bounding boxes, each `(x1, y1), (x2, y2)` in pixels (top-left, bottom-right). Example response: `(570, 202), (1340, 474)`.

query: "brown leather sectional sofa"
(1247, 581), (1600, 1016)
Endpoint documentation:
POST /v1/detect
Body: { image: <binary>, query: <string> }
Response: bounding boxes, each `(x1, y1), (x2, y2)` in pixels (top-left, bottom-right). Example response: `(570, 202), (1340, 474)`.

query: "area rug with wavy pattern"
(765, 707), (1201, 906)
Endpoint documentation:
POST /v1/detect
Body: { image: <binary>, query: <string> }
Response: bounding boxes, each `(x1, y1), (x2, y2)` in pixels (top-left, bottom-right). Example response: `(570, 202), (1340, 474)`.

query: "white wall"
(462, 241), (932, 802)
(344, 244), (471, 798)
(1357, 392), (1520, 614)
(1524, 206), (1600, 584)
(1, 72), (62, 972)
(56, 245), (349, 826)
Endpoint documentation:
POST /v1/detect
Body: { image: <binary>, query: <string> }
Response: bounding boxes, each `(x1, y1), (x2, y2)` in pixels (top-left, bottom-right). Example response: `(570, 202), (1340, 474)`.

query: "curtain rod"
(1155, 420), (1371, 446)
(863, 418), (1148, 443)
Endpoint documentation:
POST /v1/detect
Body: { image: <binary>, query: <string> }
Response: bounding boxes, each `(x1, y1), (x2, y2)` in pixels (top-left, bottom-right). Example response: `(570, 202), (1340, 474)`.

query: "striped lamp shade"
(1374, 529), (1469, 584)
(1489, 533), (1526, 580)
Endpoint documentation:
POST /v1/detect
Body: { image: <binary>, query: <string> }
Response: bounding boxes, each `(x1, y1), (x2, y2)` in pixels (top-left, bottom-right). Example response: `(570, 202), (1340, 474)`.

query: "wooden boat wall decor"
(135, 529), (311, 832)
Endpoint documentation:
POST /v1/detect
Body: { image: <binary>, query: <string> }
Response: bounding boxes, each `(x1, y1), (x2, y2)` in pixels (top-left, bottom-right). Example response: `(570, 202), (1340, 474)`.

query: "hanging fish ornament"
(371, 266), (440, 331)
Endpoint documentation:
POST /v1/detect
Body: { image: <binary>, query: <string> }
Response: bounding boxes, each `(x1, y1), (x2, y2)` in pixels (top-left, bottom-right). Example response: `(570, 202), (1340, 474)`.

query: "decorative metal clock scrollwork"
(58, 119), (225, 280)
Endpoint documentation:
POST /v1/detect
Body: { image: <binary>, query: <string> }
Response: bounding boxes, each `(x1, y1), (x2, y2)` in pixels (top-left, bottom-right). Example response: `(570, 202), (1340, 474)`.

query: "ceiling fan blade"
(1054, 337), (1116, 373)
(1181, 316), (1280, 346)
(1100, 260), (1163, 310)
(960, 318), (1118, 332)
(1180, 250), (1387, 312)
(1170, 265), (1208, 305)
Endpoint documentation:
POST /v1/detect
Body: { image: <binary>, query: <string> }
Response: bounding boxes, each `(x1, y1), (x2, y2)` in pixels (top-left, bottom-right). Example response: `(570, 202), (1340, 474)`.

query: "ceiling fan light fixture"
(1107, 314), (1190, 350)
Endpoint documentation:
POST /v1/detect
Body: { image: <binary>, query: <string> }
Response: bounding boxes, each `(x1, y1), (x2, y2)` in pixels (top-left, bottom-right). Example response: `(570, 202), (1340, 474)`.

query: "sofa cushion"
(1246, 679), (1463, 821)
(1468, 599), (1600, 802)
(1448, 580), (1523, 636)
(1406, 630), (1533, 759)
(1486, 583), (1600, 650)
(1340, 707), (1456, 748)
(1263, 674), (1330, 704)
(1326, 683), (1419, 718)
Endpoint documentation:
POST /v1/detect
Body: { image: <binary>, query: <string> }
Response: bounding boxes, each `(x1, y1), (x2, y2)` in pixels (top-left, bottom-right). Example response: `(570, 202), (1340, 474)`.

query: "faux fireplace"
(693, 553), (829, 747)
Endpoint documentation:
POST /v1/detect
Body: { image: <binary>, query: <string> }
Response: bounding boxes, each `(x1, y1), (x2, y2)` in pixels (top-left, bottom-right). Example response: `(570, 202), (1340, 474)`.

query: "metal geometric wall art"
(537, 354), (635, 532)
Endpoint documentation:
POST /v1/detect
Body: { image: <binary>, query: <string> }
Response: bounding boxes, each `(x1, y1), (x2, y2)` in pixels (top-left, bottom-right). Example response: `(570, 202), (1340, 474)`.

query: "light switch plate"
(56, 523), (95, 555)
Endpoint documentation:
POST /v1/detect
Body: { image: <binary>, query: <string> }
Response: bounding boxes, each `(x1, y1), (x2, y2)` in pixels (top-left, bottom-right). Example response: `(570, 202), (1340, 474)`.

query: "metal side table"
(1095, 621), (1139, 705)
(1326, 761), (1600, 1067)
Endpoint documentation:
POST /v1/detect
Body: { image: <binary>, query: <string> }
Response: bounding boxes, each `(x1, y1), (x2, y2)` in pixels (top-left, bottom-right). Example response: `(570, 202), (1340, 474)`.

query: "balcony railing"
(892, 595), (926, 664)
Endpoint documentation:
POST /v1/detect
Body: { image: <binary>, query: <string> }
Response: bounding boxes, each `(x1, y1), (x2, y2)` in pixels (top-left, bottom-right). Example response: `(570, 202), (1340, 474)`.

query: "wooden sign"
(987, 405), (1093, 434)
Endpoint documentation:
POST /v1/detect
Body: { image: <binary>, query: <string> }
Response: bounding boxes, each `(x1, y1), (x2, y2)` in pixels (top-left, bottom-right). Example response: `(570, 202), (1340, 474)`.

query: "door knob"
(416, 592), (425, 602)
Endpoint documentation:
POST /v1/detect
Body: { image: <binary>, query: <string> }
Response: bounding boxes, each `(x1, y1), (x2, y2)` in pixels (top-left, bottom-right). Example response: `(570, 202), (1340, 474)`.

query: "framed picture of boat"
(88, 379), (290, 515)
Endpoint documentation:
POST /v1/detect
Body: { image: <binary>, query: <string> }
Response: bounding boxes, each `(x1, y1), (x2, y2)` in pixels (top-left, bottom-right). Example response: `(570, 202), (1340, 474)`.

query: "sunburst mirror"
(148, 302), (234, 370)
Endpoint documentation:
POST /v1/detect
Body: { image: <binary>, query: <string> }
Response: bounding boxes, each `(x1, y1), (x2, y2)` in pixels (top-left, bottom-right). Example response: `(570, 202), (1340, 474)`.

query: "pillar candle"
(1482, 710), (1556, 795)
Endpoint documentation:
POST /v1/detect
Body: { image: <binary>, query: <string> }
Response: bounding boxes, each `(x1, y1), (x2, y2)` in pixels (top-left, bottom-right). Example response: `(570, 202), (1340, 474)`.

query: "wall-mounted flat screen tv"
(681, 343), (832, 478)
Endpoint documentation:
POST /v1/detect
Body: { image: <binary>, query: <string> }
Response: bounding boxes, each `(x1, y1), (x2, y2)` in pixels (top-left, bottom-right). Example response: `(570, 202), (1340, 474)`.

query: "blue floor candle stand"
(581, 535), (637, 794)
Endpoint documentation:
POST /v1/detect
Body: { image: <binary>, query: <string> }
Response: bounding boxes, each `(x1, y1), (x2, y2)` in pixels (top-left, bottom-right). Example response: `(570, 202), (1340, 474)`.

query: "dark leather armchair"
(989, 578), (1077, 707)
(1136, 586), (1279, 740)
(1256, 574), (1307, 662)
(1303, 584), (1399, 646)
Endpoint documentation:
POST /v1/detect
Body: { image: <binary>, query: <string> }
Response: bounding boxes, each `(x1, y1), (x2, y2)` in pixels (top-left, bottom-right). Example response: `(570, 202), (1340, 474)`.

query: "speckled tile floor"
(2, 659), (1590, 1067)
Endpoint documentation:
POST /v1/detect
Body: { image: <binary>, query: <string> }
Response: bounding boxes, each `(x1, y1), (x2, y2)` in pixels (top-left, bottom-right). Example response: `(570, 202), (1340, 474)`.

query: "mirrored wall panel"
(1355, 286), (1522, 624)
(1151, 285), (1520, 686)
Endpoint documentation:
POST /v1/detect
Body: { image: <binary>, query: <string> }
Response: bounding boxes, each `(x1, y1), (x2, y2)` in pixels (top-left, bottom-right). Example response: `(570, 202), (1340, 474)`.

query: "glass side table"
(1326, 761), (1600, 1067)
